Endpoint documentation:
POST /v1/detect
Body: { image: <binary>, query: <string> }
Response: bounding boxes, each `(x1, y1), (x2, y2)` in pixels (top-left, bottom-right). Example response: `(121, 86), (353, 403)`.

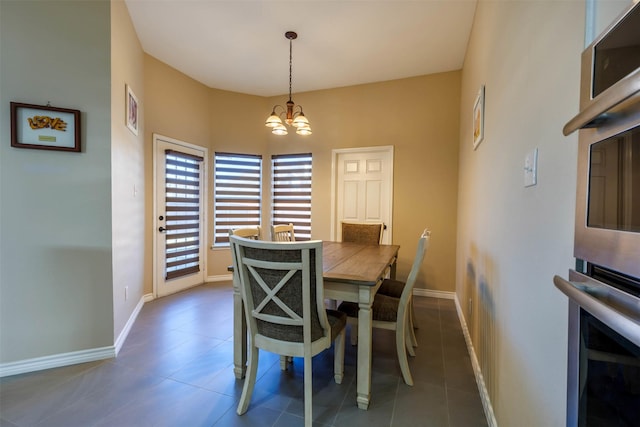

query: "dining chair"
(341, 221), (384, 245)
(376, 230), (431, 348)
(271, 223), (295, 242)
(230, 235), (347, 427)
(230, 226), (263, 240)
(337, 228), (430, 386)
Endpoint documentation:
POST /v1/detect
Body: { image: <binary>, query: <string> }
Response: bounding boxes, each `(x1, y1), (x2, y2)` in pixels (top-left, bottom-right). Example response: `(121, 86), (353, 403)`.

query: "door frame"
(330, 145), (394, 242)
(152, 133), (209, 298)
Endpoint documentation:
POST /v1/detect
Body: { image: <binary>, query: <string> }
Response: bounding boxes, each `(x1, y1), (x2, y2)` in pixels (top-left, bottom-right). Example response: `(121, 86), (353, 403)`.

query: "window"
(272, 153), (312, 240)
(213, 152), (262, 246)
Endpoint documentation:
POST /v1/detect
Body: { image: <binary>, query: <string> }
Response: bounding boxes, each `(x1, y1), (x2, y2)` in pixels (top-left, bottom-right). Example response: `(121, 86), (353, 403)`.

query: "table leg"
(356, 288), (374, 410)
(389, 257), (397, 280)
(233, 287), (247, 379)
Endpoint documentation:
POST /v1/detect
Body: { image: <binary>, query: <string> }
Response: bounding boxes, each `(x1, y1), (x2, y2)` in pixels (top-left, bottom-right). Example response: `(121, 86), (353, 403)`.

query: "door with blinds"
(153, 134), (207, 297)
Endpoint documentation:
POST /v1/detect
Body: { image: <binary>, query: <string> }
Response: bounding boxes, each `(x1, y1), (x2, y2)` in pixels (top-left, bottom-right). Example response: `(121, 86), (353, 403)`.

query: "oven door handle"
(554, 274), (640, 348)
(563, 68), (640, 136)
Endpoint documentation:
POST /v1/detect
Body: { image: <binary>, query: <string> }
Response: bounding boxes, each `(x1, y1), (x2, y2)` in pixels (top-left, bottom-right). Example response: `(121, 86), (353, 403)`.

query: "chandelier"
(265, 31), (312, 136)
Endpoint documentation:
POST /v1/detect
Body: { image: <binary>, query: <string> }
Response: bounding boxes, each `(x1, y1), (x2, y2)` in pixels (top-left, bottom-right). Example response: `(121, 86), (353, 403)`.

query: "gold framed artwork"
(10, 102), (81, 152)
(473, 85), (485, 150)
(126, 84), (139, 135)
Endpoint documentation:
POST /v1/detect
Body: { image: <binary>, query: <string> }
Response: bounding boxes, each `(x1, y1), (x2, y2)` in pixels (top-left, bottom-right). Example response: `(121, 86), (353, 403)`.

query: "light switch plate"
(524, 148), (538, 187)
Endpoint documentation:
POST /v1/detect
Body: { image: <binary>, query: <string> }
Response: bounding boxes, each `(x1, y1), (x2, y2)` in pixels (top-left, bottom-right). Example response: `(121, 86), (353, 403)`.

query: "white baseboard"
(413, 288), (455, 300)
(0, 346), (115, 378)
(114, 295), (146, 355)
(207, 274), (232, 283)
(454, 295), (498, 427)
(1, 295), (147, 378)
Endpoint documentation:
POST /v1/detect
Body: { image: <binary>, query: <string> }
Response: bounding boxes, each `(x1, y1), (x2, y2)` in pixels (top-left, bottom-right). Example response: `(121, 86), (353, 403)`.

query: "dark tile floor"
(0, 282), (487, 427)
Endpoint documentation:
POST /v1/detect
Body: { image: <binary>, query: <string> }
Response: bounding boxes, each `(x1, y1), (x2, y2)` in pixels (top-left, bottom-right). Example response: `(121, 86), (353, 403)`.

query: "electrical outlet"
(125, 286), (129, 301)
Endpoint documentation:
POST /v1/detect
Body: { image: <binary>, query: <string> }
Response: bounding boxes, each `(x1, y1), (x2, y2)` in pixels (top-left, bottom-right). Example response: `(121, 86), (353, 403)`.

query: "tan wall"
(456, 1), (583, 425)
(144, 56), (267, 293)
(207, 89), (269, 278)
(143, 65), (460, 294)
(111, 0), (146, 341)
(266, 73), (461, 292)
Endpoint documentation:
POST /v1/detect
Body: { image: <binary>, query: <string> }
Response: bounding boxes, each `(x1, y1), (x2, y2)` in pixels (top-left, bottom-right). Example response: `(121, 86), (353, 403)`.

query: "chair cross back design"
(271, 223), (295, 242)
(341, 221), (384, 245)
(230, 235), (346, 427)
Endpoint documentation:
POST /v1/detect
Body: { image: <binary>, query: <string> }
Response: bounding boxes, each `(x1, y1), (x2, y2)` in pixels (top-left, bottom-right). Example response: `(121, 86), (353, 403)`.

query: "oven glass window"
(587, 127), (640, 232)
(593, 4), (640, 97)
(579, 310), (640, 426)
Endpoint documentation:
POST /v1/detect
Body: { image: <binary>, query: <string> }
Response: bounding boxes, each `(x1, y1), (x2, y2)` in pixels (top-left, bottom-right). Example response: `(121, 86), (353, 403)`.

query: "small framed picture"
(473, 85), (485, 150)
(126, 84), (139, 135)
(10, 102), (81, 152)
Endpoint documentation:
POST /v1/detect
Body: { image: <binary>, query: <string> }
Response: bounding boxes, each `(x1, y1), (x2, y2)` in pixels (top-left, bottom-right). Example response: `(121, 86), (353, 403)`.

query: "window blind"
(272, 153), (312, 241)
(164, 150), (203, 280)
(214, 152), (262, 245)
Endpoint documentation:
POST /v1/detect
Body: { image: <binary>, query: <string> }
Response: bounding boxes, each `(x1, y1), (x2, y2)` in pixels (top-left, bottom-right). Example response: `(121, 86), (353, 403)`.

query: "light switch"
(524, 148), (538, 187)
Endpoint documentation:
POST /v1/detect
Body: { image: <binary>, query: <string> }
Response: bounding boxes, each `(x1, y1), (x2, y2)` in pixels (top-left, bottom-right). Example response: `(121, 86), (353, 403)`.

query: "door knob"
(158, 226), (166, 233)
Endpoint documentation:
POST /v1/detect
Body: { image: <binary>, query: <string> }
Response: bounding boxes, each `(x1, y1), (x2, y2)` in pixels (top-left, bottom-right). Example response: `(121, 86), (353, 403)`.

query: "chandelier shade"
(265, 31), (312, 136)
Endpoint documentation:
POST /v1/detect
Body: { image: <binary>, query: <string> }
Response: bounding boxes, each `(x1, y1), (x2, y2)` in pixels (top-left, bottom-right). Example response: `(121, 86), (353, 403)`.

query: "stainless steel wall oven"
(555, 3), (640, 426)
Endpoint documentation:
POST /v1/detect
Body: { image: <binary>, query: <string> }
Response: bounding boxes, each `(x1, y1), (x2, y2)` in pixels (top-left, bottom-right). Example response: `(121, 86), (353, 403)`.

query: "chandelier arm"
(271, 104), (285, 115)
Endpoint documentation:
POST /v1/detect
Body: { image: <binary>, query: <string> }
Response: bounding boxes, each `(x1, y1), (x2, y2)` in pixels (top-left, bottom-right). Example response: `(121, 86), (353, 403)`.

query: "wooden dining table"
(232, 240), (400, 410)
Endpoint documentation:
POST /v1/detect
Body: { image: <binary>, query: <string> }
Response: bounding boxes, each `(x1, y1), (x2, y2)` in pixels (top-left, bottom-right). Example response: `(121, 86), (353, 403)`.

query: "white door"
(331, 146), (394, 244)
(153, 134), (207, 297)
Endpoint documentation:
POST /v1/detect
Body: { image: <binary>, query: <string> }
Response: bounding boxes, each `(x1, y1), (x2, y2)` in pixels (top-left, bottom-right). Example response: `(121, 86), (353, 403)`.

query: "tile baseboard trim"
(454, 295), (498, 427)
(0, 346), (115, 378)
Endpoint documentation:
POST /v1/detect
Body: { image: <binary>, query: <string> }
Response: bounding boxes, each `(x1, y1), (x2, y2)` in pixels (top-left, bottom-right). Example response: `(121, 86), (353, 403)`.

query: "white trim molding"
(454, 295), (498, 427)
(1, 294), (148, 378)
(0, 346), (115, 378)
(207, 274), (233, 283)
(413, 288), (455, 300)
(114, 295), (146, 355)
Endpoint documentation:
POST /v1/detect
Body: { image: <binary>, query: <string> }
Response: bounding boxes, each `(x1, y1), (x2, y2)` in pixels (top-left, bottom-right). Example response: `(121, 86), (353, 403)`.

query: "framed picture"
(10, 102), (81, 152)
(126, 84), (139, 135)
(473, 85), (485, 150)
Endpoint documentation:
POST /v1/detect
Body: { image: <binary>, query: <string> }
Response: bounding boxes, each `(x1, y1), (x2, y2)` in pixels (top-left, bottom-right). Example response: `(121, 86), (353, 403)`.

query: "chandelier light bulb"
(272, 124), (288, 135)
(265, 111), (283, 127)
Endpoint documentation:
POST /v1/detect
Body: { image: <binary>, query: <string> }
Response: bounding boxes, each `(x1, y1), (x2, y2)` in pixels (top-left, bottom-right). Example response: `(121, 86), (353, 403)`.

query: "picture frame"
(10, 102), (81, 152)
(126, 84), (139, 136)
(473, 85), (485, 150)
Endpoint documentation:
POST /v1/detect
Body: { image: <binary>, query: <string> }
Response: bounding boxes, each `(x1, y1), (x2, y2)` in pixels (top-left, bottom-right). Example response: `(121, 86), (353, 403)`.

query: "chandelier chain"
(288, 38), (293, 102)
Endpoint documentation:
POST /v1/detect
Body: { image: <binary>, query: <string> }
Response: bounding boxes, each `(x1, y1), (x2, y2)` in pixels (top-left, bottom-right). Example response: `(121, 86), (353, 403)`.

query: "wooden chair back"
(230, 226), (263, 240)
(271, 223), (296, 242)
(398, 229), (430, 306)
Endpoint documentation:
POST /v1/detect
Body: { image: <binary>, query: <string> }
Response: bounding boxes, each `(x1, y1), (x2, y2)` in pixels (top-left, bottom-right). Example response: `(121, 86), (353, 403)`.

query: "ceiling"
(125, 1), (477, 97)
